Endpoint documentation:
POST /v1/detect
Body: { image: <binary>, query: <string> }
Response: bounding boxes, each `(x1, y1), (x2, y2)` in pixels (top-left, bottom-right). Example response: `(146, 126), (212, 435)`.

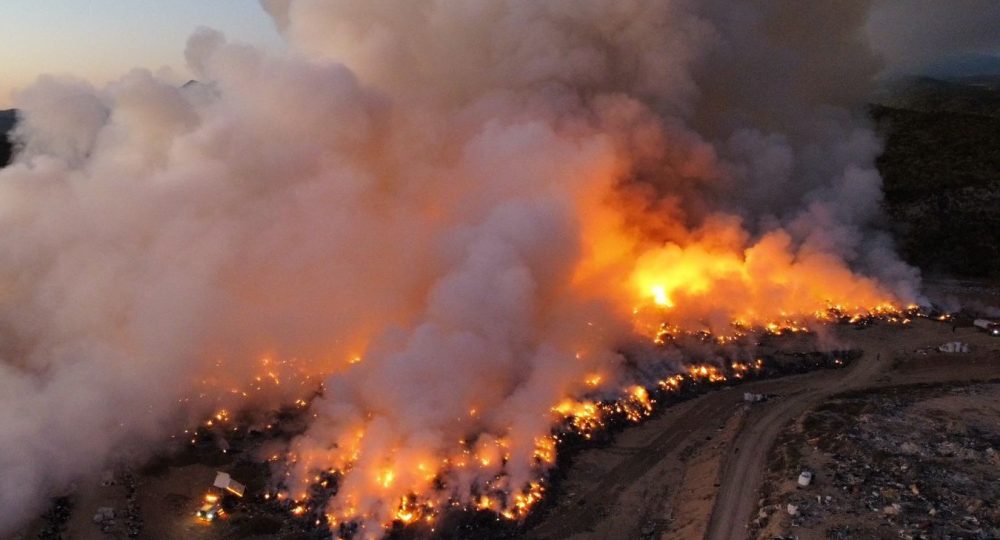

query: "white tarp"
(213, 471), (246, 497)
(938, 341), (970, 353)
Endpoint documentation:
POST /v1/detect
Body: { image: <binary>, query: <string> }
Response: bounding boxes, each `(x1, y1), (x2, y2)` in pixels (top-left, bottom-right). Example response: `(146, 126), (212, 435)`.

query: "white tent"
(213, 471), (246, 497)
(938, 341), (970, 353)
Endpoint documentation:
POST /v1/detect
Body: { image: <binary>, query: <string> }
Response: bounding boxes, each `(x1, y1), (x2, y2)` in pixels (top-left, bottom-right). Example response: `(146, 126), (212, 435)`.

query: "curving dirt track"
(704, 335), (893, 540)
(527, 317), (998, 540)
(526, 389), (745, 539)
(706, 318), (1000, 540)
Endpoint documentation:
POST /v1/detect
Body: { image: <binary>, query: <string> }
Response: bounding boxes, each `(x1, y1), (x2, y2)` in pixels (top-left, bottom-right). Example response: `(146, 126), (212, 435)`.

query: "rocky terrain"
(755, 382), (1000, 540)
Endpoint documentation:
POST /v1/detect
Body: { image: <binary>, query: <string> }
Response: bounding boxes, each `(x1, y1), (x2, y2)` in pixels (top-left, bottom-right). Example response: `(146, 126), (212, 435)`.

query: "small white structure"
(92, 507), (115, 523)
(973, 319), (1000, 336)
(743, 392), (765, 403)
(938, 341), (970, 353)
(786, 503), (799, 516)
(213, 471), (245, 497)
(797, 470), (813, 487)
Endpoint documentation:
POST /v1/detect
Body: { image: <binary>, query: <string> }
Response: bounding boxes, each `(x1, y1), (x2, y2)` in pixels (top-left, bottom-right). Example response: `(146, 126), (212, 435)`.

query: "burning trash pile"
(0, 1), (933, 538)
(168, 342), (869, 537)
(755, 383), (1000, 539)
(192, 349), (864, 537)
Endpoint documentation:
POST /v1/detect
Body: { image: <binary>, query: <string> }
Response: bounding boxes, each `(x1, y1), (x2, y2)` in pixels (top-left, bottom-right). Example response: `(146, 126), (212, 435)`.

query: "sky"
(865, 0), (1000, 77)
(0, 0), (284, 107)
(1, 1), (1000, 109)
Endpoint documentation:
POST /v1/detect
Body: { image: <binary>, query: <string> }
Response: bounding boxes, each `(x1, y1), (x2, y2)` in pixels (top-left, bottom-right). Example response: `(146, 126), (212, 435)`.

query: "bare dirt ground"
(753, 382), (1000, 539)
(525, 388), (745, 540)
(708, 320), (999, 540)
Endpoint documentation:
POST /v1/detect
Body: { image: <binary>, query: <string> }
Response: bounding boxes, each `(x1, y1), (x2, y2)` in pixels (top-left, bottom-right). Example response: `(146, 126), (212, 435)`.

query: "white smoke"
(0, 0), (920, 534)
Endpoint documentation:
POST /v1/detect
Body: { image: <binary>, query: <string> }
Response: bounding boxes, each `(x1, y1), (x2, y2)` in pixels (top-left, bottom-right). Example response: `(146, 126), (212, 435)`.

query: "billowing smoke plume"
(0, 0), (918, 534)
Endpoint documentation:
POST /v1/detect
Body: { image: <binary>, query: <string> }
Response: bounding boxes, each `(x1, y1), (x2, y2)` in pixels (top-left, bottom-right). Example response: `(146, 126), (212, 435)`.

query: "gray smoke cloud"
(0, 1), (921, 534)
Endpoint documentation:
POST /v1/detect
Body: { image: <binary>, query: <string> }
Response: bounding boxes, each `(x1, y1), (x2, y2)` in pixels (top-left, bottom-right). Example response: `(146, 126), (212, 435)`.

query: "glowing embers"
(271, 357), (764, 535)
(658, 374), (685, 391)
(551, 399), (603, 435)
(549, 362), (740, 440)
(173, 356), (327, 454)
(687, 364), (726, 383)
(393, 495), (433, 525)
(648, 303), (919, 346)
(729, 358), (764, 379)
(275, 429), (547, 534)
(533, 434), (558, 464)
(187, 350), (777, 536)
(509, 481), (545, 519)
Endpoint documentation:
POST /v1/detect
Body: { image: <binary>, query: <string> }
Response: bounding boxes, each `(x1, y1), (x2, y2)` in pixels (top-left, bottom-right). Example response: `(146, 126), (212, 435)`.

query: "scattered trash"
(92, 507), (114, 523)
(937, 341), (970, 353)
(797, 470), (813, 488)
(756, 384), (1000, 539)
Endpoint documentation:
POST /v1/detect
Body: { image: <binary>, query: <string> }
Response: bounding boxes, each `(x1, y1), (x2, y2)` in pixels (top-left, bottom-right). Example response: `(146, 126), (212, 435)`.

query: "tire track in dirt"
(527, 392), (741, 539)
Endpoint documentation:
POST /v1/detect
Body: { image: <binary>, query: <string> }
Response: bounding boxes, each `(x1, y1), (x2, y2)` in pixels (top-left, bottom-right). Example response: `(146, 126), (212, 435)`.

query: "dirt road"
(705, 319), (996, 540)
(704, 335), (894, 540)
(527, 329), (894, 539)
(526, 318), (996, 540)
(527, 390), (745, 539)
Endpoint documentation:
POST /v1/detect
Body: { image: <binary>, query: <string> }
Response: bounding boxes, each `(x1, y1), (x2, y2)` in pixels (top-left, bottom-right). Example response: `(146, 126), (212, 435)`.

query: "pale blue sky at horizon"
(0, 0), (284, 107)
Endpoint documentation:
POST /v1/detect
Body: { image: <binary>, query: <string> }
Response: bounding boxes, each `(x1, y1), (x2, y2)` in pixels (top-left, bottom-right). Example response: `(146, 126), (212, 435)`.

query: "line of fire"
(175, 302), (966, 537)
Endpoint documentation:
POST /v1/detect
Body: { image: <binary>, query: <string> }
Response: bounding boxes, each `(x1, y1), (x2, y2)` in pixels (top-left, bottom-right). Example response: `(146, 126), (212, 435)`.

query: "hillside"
(0, 109), (14, 166)
(876, 76), (1000, 119)
(872, 76), (1000, 278)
